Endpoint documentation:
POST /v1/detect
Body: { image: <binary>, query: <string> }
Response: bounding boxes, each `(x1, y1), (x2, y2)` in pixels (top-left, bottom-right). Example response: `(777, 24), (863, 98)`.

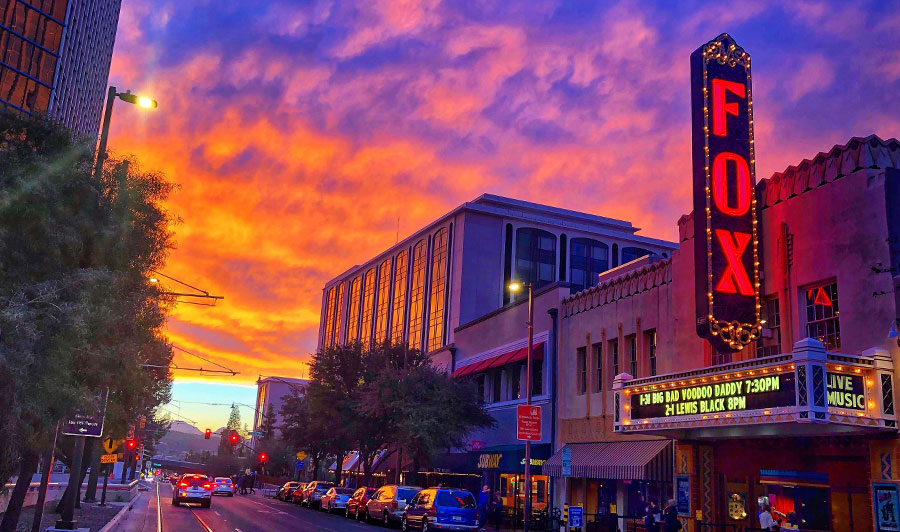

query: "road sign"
(62, 391), (108, 438)
(516, 404), (542, 441)
(248, 431), (264, 437)
(296, 451), (307, 461)
(295, 460), (305, 471)
(102, 438), (123, 454)
(562, 447), (572, 477)
(100, 454), (117, 464)
(569, 505), (583, 528)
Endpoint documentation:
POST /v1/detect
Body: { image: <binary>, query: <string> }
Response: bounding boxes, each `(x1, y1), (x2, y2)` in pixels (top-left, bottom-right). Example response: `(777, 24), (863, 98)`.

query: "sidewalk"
(102, 485), (153, 532)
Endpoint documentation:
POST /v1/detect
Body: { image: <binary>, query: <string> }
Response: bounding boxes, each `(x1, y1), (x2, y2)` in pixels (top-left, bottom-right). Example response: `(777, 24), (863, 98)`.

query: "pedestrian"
(663, 499), (682, 532)
(478, 484), (490, 529)
(491, 490), (503, 530)
(759, 504), (778, 531)
(645, 499), (660, 532)
(250, 471), (257, 494)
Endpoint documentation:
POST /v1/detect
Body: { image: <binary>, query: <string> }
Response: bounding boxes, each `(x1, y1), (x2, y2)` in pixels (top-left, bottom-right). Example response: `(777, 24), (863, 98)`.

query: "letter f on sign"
(712, 79), (745, 137)
(715, 229), (754, 296)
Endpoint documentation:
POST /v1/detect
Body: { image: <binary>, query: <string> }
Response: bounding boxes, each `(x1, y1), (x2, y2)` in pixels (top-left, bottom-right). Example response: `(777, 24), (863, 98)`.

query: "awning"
(544, 440), (672, 481)
(328, 451), (360, 472)
(452, 342), (545, 377)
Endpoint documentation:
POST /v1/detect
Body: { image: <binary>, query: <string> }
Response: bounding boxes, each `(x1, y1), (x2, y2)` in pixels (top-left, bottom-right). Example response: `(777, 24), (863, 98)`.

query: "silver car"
(212, 477), (235, 496)
(320, 487), (355, 512)
(366, 485), (421, 526)
(172, 474), (213, 508)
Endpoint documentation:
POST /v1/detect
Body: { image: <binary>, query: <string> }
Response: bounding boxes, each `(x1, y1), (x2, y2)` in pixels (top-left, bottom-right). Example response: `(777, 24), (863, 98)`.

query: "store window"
(360, 268), (376, 348)
(532, 359), (543, 396)
(628, 335), (637, 377)
(647, 330), (657, 376)
(569, 238), (609, 293)
(610, 340), (619, 384)
(391, 250), (409, 344)
(805, 282), (840, 350)
(427, 227), (449, 352)
(346, 277), (362, 343)
(592, 343), (602, 393)
(509, 365), (521, 400)
(374, 259), (392, 344)
(757, 296), (781, 358)
(408, 240), (428, 350)
(492, 371), (502, 403)
(477, 374), (485, 404)
(515, 228), (556, 292)
(622, 246), (652, 263)
(576, 347), (587, 395)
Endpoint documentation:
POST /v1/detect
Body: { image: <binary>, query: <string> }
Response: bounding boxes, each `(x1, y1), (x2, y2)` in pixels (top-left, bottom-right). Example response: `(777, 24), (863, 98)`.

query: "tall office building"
(0, 0), (122, 137)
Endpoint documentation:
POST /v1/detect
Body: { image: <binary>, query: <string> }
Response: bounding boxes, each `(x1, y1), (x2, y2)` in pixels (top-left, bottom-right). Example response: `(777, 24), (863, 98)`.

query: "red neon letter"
(714, 230), (754, 296)
(711, 79), (745, 137)
(711, 151), (751, 217)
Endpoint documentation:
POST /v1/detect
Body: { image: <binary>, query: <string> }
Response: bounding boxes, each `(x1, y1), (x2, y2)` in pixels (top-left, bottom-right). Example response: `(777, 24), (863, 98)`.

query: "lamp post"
(94, 86), (158, 180)
(508, 280), (534, 531)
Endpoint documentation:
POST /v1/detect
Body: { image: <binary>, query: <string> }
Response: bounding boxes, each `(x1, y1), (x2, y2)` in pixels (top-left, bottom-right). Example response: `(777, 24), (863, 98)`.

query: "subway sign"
(690, 33), (762, 352)
(629, 371), (866, 420)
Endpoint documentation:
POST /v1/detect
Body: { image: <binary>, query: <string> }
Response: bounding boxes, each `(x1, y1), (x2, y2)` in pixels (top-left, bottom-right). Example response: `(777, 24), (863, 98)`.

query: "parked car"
(301, 480), (335, 508)
(347, 487), (377, 520)
(172, 474), (213, 508)
(366, 484), (422, 527)
(212, 477), (235, 497)
(321, 487), (355, 512)
(278, 482), (302, 501)
(401, 488), (477, 531)
(290, 483), (309, 504)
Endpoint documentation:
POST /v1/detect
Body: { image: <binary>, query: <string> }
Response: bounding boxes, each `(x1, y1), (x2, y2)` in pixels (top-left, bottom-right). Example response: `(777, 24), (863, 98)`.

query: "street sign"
(100, 454), (117, 464)
(103, 438), (123, 454)
(62, 391), (108, 438)
(561, 447), (572, 477)
(296, 451), (307, 461)
(295, 460), (305, 471)
(569, 505), (583, 528)
(516, 404), (542, 441)
(248, 431), (264, 437)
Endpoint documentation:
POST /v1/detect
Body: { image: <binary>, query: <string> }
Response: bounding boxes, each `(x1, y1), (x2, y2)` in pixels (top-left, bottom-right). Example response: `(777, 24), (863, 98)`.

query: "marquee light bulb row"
(623, 364), (795, 396)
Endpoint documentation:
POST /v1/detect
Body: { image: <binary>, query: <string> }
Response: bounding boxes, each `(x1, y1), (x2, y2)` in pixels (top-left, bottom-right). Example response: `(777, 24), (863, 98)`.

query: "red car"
(346, 487), (377, 520)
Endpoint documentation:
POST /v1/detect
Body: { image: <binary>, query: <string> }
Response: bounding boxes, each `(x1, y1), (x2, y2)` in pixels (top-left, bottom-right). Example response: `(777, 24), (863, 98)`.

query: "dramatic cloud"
(107, 0), (900, 385)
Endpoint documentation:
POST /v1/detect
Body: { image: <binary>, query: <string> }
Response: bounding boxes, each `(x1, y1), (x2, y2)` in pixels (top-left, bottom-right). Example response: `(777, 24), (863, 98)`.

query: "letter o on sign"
(711, 151), (751, 217)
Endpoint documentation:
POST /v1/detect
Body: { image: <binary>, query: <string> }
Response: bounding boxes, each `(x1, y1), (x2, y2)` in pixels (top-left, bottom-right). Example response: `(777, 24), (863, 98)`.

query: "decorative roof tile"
(562, 259), (672, 318)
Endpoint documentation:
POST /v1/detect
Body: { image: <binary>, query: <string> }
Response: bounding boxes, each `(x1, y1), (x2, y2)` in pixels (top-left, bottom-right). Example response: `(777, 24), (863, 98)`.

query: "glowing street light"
(508, 280), (535, 531)
(94, 86), (158, 180)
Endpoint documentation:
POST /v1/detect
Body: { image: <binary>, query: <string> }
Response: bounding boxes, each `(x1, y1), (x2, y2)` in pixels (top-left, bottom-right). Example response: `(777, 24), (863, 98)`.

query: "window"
(509, 365), (521, 400)
(391, 250), (409, 344)
(806, 282), (840, 350)
(712, 350), (732, 365)
(323, 286), (336, 348)
(477, 375), (485, 404)
(647, 330), (658, 376)
(622, 246), (652, 263)
(407, 240), (428, 350)
(492, 371), (502, 403)
(532, 356), (543, 396)
(360, 268), (376, 348)
(427, 227), (449, 352)
(628, 336), (637, 377)
(333, 282), (344, 347)
(757, 296), (781, 358)
(592, 343), (602, 393)
(346, 277), (362, 343)
(576, 347), (587, 395)
(375, 259), (392, 344)
(610, 340), (619, 383)
(569, 238), (609, 293)
(515, 228), (556, 292)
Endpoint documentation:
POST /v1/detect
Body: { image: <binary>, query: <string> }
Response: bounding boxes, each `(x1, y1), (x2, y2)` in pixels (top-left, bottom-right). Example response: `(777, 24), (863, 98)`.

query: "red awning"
(452, 342), (545, 377)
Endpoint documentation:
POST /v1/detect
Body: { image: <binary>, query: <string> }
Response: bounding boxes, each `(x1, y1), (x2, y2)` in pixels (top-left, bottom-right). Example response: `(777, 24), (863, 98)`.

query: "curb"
(97, 492), (142, 532)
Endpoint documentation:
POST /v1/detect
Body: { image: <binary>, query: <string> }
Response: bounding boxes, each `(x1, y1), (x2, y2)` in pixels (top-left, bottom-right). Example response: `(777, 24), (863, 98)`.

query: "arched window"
(622, 246), (652, 263)
(323, 286), (336, 348)
(346, 277), (362, 343)
(391, 250), (409, 344)
(407, 240), (428, 350)
(332, 282), (345, 347)
(569, 238), (609, 293)
(375, 259), (392, 344)
(515, 228), (556, 291)
(427, 228), (449, 352)
(360, 268), (377, 348)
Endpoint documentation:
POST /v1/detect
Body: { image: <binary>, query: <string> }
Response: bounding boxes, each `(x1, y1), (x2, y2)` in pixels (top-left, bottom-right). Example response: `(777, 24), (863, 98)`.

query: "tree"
(280, 391), (329, 481)
(218, 405), (242, 457)
(0, 111), (176, 532)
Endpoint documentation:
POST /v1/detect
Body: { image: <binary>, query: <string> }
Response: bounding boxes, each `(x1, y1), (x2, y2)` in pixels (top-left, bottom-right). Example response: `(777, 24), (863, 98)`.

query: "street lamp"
(508, 280), (534, 531)
(94, 86), (158, 180)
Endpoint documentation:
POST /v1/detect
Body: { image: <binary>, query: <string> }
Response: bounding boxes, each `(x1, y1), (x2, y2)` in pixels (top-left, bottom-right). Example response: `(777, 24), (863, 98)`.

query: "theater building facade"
(553, 134), (900, 531)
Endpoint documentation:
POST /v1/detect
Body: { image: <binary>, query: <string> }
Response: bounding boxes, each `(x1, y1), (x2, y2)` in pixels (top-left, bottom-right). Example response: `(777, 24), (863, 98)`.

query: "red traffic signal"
(229, 432), (239, 444)
(125, 439), (137, 451)
(204, 428), (211, 440)
(258, 452), (267, 463)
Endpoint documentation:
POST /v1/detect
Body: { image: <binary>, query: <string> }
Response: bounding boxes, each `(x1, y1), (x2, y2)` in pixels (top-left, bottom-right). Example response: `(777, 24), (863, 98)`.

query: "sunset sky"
(106, 0), (900, 431)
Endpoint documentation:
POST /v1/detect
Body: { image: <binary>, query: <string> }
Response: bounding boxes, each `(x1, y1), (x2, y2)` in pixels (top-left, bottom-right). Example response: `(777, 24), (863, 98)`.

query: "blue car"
(401, 488), (477, 531)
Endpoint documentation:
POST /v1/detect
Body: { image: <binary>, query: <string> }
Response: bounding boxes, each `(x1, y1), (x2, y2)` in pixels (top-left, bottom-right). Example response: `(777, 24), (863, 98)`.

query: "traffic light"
(125, 439), (137, 451)
(258, 452), (267, 463)
(229, 432), (239, 445)
(205, 428), (211, 440)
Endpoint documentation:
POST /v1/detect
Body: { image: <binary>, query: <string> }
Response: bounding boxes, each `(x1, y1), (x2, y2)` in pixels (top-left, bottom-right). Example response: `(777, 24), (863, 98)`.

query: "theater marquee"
(690, 33), (761, 352)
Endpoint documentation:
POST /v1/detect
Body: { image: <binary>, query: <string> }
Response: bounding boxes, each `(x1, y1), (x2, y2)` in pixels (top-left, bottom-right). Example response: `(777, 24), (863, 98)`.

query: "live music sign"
(691, 34), (762, 352)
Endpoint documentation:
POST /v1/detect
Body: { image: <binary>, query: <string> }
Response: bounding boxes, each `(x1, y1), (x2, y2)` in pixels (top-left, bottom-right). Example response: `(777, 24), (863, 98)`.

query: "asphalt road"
(148, 482), (382, 532)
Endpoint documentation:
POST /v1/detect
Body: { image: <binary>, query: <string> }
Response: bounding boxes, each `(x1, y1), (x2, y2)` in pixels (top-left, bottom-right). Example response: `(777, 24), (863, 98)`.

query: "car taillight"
(178, 482), (188, 488)
(203, 483), (212, 490)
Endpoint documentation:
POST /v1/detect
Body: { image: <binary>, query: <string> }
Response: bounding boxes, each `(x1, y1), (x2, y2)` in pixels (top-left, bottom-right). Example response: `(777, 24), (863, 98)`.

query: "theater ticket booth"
(613, 338), (898, 532)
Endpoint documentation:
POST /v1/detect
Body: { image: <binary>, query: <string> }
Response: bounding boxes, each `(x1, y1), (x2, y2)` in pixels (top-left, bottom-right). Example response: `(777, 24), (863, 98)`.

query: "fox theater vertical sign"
(691, 33), (761, 353)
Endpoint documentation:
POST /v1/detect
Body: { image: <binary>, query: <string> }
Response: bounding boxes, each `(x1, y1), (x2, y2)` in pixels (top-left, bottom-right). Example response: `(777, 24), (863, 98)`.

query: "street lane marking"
(214, 511), (220, 516)
(155, 482), (163, 532)
(190, 508), (214, 532)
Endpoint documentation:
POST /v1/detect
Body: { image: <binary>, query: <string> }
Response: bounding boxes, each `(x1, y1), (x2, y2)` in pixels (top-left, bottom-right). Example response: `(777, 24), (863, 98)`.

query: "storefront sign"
(470, 444), (551, 473)
(568, 505), (583, 528)
(691, 33), (761, 353)
(477, 453), (502, 469)
(561, 447), (572, 477)
(874, 483), (900, 532)
(630, 373), (796, 420)
(676, 476), (690, 514)
(827, 372), (865, 410)
(517, 404), (542, 441)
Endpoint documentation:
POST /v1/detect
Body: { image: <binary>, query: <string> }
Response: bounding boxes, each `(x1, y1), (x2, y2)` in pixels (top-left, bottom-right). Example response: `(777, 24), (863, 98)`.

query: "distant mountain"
(168, 420), (203, 435)
(155, 427), (218, 459)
